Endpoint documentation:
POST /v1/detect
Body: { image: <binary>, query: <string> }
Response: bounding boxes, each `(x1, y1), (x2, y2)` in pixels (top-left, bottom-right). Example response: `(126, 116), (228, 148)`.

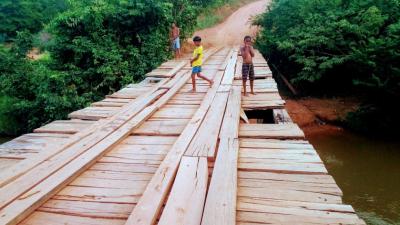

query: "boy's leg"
(250, 80), (255, 95)
(176, 38), (181, 59)
(191, 73), (196, 92)
(197, 72), (213, 86)
(197, 73), (213, 84)
(242, 79), (248, 96)
(249, 64), (256, 94)
(242, 64), (249, 96)
(197, 73), (213, 86)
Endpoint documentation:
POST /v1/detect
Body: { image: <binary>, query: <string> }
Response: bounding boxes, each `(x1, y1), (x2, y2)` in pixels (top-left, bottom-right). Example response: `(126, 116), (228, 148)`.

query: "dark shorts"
(192, 66), (202, 74)
(242, 63), (255, 81)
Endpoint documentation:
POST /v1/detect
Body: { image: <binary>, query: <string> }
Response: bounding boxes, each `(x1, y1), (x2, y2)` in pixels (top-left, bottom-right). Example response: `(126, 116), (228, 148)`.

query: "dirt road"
(194, 0), (270, 46)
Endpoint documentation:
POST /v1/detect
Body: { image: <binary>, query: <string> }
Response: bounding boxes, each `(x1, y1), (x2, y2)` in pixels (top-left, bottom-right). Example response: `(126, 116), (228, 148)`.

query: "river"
(308, 130), (400, 225)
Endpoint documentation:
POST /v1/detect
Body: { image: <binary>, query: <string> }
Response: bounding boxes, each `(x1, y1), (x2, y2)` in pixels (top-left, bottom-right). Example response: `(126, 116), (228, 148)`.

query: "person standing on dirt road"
(240, 35), (256, 96)
(170, 23), (181, 59)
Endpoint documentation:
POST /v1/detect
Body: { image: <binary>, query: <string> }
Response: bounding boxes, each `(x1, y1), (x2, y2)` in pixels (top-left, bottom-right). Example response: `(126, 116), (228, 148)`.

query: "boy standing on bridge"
(170, 23), (181, 59)
(240, 36), (255, 96)
(190, 36), (213, 92)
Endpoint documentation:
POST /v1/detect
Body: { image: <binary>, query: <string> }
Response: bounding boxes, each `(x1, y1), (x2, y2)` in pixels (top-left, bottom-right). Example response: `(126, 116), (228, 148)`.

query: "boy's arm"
(190, 54), (200, 63)
(250, 46), (255, 57)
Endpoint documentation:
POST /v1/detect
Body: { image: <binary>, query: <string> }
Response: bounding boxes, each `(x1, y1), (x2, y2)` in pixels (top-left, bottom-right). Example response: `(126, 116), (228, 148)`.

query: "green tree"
(0, 0), (68, 41)
(48, 0), (197, 100)
(256, 0), (400, 135)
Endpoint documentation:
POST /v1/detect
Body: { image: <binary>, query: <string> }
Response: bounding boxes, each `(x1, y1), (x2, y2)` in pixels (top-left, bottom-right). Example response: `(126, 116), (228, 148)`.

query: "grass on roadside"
(196, 0), (259, 30)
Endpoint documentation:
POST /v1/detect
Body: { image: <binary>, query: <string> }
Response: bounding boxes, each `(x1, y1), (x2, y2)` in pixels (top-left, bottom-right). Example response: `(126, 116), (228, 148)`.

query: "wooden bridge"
(0, 47), (365, 224)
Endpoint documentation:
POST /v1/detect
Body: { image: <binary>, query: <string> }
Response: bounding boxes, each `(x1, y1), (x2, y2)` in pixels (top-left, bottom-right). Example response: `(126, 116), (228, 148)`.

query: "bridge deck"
(0, 47), (365, 225)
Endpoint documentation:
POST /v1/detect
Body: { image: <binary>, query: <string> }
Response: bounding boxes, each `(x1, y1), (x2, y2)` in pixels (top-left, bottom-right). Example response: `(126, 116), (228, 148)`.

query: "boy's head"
(244, 35), (252, 45)
(193, 36), (202, 46)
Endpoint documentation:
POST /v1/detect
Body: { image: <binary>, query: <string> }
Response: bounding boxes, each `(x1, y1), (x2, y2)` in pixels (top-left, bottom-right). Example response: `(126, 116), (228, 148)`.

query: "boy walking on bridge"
(240, 36), (255, 96)
(190, 36), (213, 92)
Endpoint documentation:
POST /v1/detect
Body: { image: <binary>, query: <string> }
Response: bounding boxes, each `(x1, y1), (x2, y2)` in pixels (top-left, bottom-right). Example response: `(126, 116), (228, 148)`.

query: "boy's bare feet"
(209, 80), (214, 87)
(251, 92), (256, 95)
(243, 92), (249, 97)
(190, 89), (196, 92)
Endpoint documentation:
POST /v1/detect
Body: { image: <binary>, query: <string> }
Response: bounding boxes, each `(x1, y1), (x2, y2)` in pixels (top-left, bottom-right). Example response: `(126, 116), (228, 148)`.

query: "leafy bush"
(256, 0), (400, 135)
(0, 0), (68, 42)
(0, 45), (85, 135)
(48, 0), (197, 100)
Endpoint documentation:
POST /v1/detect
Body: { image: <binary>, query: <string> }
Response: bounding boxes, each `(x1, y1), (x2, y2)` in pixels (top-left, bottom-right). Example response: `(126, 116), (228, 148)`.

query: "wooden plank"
(218, 48), (233, 71)
(221, 50), (238, 85)
(184, 92), (229, 158)
(242, 100), (285, 110)
(239, 124), (305, 139)
(158, 70), (189, 89)
(238, 197), (355, 213)
(125, 50), (224, 225)
(202, 139), (239, 225)
(158, 157), (208, 225)
(54, 185), (145, 204)
(90, 162), (159, 174)
(68, 106), (119, 120)
(34, 120), (95, 134)
(91, 101), (126, 107)
(201, 86), (241, 225)
(37, 200), (134, 219)
(238, 160), (328, 174)
(240, 108), (249, 123)
(121, 136), (176, 145)
(237, 187), (342, 204)
(237, 211), (366, 225)
(0, 73), (191, 225)
(79, 170), (154, 181)
(239, 138), (311, 149)
(111, 144), (170, 155)
(152, 107), (196, 119)
(20, 211), (125, 225)
(238, 171), (336, 184)
(237, 201), (359, 220)
(132, 119), (188, 136)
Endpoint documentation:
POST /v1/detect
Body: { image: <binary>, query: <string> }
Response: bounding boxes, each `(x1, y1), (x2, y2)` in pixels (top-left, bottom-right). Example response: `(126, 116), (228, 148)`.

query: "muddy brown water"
(308, 130), (400, 225)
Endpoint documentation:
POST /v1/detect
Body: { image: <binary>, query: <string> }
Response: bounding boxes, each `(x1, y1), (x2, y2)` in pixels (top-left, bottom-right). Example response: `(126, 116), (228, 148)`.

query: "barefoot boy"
(190, 36), (213, 92)
(170, 23), (181, 59)
(240, 36), (255, 96)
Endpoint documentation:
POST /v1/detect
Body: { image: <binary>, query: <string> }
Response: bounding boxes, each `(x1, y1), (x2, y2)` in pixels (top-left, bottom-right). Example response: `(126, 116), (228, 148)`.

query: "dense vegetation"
(256, 0), (400, 135)
(0, 0), (68, 42)
(0, 0), (221, 135)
